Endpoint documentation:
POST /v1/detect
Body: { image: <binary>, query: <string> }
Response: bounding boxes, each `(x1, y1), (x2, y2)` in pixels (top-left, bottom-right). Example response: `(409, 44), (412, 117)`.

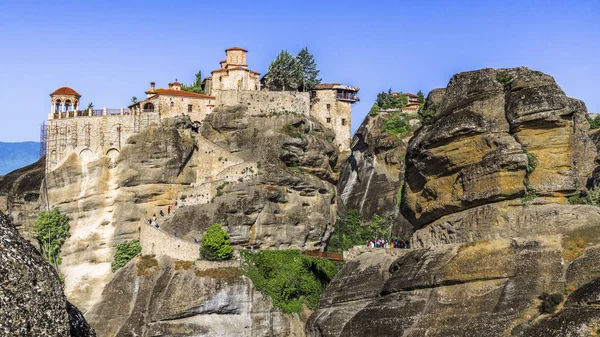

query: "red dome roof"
(50, 87), (81, 97)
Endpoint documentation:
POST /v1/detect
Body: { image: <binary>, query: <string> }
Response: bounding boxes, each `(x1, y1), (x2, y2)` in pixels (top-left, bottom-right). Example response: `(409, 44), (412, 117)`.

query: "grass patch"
(195, 267), (244, 278)
(136, 255), (159, 276)
(522, 186), (537, 204)
(240, 250), (341, 313)
(174, 260), (194, 271)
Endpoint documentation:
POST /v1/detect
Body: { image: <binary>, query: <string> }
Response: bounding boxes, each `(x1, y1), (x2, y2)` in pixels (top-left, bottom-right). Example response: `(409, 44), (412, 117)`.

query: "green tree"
(181, 71), (204, 94)
(111, 240), (141, 272)
(200, 224), (233, 260)
(369, 103), (380, 116)
(265, 50), (302, 91)
(327, 209), (370, 252)
(376, 89), (407, 109)
(34, 209), (70, 269)
(417, 90), (425, 104)
(383, 112), (411, 138)
(587, 114), (600, 130)
(296, 47), (321, 92)
(131, 96), (138, 104)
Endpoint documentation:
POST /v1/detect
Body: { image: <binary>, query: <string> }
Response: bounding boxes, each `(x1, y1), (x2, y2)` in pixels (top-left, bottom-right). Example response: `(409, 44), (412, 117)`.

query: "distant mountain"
(0, 142), (41, 175)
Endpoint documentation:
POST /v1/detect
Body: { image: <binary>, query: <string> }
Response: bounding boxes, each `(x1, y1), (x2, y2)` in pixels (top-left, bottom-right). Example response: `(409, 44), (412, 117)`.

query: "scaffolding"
(71, 121), (78, 148)
(39, 122), (47, 158)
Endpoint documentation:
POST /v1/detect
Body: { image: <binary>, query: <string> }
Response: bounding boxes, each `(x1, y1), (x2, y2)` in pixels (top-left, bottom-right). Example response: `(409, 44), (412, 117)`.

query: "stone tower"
(310, 84), (360, 153)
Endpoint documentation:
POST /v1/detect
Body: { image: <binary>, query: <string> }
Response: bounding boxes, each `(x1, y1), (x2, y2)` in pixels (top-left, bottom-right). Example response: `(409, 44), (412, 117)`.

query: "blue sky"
(0, 0), (599, 142)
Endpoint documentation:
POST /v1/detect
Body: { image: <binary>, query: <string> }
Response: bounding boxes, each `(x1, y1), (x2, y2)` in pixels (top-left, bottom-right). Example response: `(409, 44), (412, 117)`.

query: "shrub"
(585, 185), (600, 206)
(383, 112), (411, 138)
(496, 71), (513, 86)
(587, 114), (600, 130)
(568, 195), (582, 205)
(522, 186), (537, 203)
(34, 209), (70, 269)
(200, 224), (233, 261)
(111, 240), (142, 272)
(538, 292), (563, 314)
(526, 152), (538, 173)
(369, 103), (379, 116)
(240, 250), (340, 313)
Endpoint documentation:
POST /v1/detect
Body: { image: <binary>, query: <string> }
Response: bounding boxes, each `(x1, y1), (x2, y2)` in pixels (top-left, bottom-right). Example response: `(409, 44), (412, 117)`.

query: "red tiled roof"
(212, 67), (260, 75)
(313, 83), (360, 91)
(405, 93), (418, 97)
(225, 46), (248, 52)
(50, 87), (81, 96)
(145, 88), (215, 99)
(170, 81), (182, 86)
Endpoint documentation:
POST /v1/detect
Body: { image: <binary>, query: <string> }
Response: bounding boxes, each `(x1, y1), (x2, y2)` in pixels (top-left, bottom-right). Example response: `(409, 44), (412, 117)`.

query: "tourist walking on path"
(168, 205), (171, 215)
(160, 210), (164, 217)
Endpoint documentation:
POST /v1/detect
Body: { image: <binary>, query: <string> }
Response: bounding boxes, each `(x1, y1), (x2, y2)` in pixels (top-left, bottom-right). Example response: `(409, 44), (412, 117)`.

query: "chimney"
(150, 82), (155, 91)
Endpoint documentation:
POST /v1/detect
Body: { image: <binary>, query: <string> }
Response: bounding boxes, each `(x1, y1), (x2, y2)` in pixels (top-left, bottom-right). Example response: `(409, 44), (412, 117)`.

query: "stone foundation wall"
(45, 112), (159, 171)
(140, 221), (199, 261)
(216, 90), (310, 116)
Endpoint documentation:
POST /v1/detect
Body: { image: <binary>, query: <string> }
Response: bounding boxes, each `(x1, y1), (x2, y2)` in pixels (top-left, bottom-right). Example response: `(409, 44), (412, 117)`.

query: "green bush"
(383, 112), (411, 138)
(585, 185), (600, 206)
(538, 292), (563, 314)
(496, 71), (513, 86)
(369, 103), (379, 116)
(34, 209), (70, 269)
(522, 187), (537, 203)
(587, 114), (600, 130)
(568, 195), (582, 205)
(240, 249), (340, 313)
(527, 152), (538, 173)
(111, 240), (142, 272)
(200, 224), (233, 261)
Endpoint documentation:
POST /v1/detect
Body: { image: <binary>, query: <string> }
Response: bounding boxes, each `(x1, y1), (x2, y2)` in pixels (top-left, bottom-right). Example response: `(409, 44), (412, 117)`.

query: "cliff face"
(159, 106), (339, 250)
(402, 67), (596, 227)
(307, 68), (600, 336)
(0, 156), (44, 242)
(86, 256), (306, 337)
(0, 211), (94, 336)
(46, 121), (196, 312)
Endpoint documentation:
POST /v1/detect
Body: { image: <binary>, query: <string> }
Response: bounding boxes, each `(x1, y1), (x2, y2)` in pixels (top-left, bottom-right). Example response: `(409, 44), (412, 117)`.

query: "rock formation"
(0, 156), (44, 242)
(0, 211), (94, 336)
(44, 120), (197, 312)
(86, 256), (306, 337)
(336, 110), (417, 238)
(307, 67), (600, 336)
(159, 105), (339, 250)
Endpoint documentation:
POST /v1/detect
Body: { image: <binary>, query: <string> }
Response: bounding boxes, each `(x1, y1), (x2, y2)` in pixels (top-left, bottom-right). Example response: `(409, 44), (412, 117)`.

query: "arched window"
(143, 103), (154, 112)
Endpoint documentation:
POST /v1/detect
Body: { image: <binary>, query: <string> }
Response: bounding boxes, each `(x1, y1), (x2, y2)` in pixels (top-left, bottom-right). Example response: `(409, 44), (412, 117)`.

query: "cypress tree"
(296, 47), (321, 92)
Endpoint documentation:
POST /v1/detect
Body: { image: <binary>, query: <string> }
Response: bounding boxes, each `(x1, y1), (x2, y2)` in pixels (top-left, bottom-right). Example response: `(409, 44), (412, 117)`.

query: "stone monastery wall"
(45, 113), (159, 171)
(217, 90), (310, 116)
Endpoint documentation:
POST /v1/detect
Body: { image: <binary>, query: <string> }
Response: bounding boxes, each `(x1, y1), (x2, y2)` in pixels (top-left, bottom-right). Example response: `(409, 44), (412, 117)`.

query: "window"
(188, 104), (192, 112)
(326, 117), (331, 123)
(341, 118), (346, 126)
(326, 104), (331, 110)
(170, 101), (174, 107)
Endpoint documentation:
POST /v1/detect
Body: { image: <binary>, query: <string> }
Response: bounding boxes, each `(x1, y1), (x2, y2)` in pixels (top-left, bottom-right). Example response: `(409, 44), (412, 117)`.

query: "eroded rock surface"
(337, 111), (415, 237)
(402, 67), (596, 227)
(86, 256), (305, 337)
(308, 68), (600, 337)
(0, 211), (94, 336)
(161, 106), (339, 250)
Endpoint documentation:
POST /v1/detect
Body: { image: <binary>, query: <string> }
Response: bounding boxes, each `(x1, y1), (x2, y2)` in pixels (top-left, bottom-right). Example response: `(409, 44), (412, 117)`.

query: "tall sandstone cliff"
(41, 106), (337, 334)
(307, 67), (600, 336)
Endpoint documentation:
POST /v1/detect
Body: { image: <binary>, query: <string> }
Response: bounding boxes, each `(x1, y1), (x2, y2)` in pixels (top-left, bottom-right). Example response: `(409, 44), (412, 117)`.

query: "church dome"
(50, 87), (81, 97)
